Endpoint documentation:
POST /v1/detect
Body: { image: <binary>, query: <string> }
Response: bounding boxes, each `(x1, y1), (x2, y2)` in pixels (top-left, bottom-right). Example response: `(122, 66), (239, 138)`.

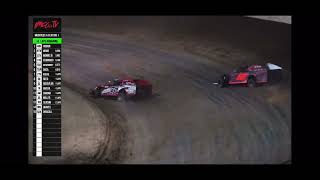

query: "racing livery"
(90, 78), (152, 101)
(218, 63), (282, 87)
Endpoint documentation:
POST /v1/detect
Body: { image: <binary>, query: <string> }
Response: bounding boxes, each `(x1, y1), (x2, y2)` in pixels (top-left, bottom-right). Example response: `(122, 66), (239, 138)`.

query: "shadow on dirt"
(90, 93), (160, 102)
(130, 93), (160, 102)
(215, 83), (281, 89)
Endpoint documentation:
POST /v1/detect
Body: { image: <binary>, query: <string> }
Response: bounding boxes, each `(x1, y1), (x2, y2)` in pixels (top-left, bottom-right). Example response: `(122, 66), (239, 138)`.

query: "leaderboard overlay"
(33, 18), (62, 156)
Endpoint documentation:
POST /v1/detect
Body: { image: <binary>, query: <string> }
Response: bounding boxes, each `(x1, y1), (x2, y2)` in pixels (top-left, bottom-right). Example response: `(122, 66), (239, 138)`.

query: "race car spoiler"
(266, 63), (282, 70)
(266, 63), (283, 82)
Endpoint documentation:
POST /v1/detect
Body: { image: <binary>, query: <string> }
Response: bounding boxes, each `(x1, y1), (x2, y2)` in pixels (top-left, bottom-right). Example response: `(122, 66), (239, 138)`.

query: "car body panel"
(91, 78), (151, 98)
(100, 79), (136, 97)
(229, 72), (249, 84)
(226, 64), (269, 85)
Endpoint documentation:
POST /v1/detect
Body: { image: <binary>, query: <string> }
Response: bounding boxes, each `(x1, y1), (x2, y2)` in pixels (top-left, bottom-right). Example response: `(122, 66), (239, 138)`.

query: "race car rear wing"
(266, 63), (283, 83)
(266, 63), (282, 70)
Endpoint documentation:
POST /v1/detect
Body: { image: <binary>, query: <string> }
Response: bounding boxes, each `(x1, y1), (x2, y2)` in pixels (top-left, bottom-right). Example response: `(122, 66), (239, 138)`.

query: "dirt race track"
(29, 16), (291, 164)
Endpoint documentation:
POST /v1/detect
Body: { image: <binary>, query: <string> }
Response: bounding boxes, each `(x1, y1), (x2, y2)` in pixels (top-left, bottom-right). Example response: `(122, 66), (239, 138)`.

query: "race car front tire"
(117, 91), (127, 101)
(219, 75), (228, 88)
(90, 89), (101, 97)
(218, 80), (224, 88)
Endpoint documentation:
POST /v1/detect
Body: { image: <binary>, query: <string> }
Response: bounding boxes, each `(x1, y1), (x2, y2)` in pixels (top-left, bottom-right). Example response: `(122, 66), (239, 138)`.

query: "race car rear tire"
(142, 86), (152, 97)
(248, 78), (256, 88)
(136, 85), (152, 97)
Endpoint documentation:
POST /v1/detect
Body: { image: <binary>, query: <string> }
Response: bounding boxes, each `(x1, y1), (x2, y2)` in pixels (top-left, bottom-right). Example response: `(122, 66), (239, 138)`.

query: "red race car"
(217, 63), (282, 88)
(89, 78), (152, 101)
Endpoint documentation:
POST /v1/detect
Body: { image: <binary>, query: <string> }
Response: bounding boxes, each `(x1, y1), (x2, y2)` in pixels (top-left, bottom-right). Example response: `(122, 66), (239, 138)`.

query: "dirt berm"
(28, 76), (127, 164)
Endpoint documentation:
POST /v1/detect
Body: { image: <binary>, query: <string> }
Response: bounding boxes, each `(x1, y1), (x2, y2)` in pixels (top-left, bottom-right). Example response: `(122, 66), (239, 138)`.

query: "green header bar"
(33, 38), (62, 44)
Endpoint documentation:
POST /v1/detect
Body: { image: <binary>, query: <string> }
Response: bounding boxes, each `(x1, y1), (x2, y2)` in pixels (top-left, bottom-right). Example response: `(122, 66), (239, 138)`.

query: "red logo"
(34, 19), (60, 30)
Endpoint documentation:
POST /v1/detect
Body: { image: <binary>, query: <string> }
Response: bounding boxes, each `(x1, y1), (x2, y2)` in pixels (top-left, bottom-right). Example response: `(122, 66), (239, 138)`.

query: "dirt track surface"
(29, 16), (291, 164)
(28, 81), (108, 164)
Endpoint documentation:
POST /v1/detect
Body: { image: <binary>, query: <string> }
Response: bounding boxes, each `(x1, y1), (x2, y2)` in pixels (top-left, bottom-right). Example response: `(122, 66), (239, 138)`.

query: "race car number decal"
(236, 73), (249, 81)
(102, 87), (118, 95)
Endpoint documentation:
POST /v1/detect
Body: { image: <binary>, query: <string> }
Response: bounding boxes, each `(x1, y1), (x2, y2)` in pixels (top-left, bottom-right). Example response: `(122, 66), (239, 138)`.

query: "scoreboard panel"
(32, 18), (62, 157)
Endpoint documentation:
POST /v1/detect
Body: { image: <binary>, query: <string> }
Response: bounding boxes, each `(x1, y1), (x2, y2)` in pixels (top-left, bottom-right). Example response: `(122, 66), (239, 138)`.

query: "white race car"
(89, 78), (152, 101)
